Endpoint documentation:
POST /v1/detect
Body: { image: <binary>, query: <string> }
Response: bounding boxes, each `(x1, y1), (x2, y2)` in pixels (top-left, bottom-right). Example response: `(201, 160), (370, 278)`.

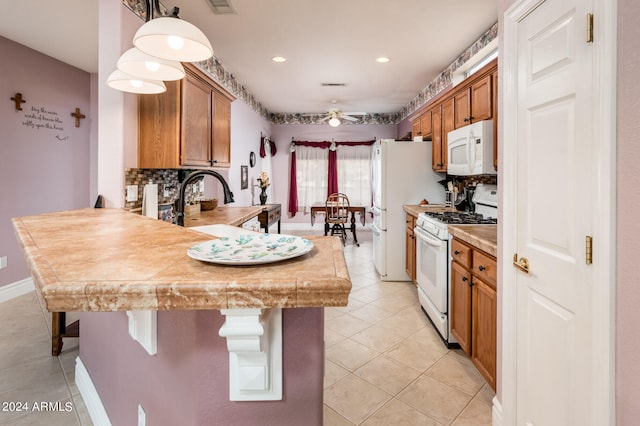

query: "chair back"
(325, 193), (350, 225)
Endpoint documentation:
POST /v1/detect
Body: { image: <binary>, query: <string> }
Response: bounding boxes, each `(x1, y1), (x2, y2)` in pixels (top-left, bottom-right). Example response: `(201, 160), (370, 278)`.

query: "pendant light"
(106, 70), (166, 94)
(328, 114), (341, 127)
(117, 47), (185, 81)
(133, 1), (213, 63)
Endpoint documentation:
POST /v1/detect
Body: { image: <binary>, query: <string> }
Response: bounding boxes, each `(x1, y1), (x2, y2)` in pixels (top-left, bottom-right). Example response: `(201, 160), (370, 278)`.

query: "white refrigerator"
(371, 139), (445, 281)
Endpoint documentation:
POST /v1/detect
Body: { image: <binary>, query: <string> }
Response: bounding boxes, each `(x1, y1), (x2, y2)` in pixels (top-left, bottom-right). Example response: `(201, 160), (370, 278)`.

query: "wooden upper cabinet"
(138, 63), (234, 169)
(419, 110), (432, 138)
(470, 74), (493, 122)
(454, 89), (471, 129)
(440, 97), (455, 172)
(411, 119), (421, 139)
(492, 70), (498, 170)
(181, 73), (213, 168)
(431, 105), (443, 171)
(454, 73), (492, 128)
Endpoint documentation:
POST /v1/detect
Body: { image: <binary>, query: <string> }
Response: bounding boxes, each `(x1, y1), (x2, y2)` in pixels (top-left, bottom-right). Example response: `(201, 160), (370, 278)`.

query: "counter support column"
(218, 308), (283, 401)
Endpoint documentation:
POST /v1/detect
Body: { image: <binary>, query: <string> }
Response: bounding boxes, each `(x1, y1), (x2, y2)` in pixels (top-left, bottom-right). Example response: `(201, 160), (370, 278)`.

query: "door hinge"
(586, 235), (593, 265)
(586, 13), (594, 43)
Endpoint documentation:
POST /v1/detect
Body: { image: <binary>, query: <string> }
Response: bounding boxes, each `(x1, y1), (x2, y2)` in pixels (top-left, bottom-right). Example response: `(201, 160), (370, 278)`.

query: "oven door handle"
(414, 226), (445, 247)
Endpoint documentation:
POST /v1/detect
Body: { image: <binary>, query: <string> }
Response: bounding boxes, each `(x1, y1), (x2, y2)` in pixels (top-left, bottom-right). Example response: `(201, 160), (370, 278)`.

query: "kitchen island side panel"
(79, 308), (324, 426)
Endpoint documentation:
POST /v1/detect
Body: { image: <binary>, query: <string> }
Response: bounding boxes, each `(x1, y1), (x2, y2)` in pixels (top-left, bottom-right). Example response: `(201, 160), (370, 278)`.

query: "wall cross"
(71, 108), (86, 128)
(10, 93), (26, 111)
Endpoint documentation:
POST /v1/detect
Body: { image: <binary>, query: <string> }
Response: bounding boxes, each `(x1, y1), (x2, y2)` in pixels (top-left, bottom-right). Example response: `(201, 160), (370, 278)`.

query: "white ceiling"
(0, 0), (498, 116)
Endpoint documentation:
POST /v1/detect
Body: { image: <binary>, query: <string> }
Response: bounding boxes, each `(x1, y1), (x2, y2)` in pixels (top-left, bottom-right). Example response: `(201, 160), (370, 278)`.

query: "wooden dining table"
(310, 204), (366, 246)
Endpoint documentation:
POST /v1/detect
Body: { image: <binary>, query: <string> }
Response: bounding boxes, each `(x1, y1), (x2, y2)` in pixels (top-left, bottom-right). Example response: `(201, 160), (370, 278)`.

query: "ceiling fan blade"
(342, 112), (367, 116)
(318, 116), (330, 122)
(341, 115), (360, 121)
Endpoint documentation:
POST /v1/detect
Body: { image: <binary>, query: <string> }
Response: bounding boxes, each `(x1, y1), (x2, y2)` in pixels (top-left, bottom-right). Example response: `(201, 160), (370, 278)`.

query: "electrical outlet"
(0, 256), (7, 270)
(137, 404), (146, 426)
(126, 185), (138, 202)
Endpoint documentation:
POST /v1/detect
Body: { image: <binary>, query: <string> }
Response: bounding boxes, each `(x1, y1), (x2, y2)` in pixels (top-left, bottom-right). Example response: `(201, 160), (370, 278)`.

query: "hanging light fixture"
(116, 47), (185, 81)
(133, 0), (213, 63)
(106, 70), (166, 94)
(107, 0), (212, 94)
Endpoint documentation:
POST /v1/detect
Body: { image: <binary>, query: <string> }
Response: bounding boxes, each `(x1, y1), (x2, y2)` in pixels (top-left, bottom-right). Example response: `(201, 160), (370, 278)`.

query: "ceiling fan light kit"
(108, 0), (213, 94)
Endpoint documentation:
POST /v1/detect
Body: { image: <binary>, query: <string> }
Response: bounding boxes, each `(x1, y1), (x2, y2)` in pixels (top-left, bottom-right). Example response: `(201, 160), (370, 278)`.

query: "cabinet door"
(420, 111), (432, 138)
(454, 88), (471, 129)
(431, 105), (443, 171)
(411, 119), (421, 139)
(405, 214), (416, 281)
(450, 261), (472, 354)
(470, 74), (493, 122)
(181, 75), (212, 167)
(492, 71), (498, 170)
(440, 98), (455, 172)
(212, 92), (231, 167)
(472, 277), (497, 391)
(138, 80), (181, 168)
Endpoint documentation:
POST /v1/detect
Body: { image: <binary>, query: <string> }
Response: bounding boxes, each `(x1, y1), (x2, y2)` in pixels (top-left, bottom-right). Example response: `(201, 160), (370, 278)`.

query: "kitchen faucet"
(176, 170), (234, 226)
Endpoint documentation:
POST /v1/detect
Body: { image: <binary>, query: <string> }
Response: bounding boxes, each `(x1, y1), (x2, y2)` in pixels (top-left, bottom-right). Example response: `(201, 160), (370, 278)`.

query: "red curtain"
(288, 139), (375, 216)
(327, 149), (338, 197)
(288, 150), (298, 216)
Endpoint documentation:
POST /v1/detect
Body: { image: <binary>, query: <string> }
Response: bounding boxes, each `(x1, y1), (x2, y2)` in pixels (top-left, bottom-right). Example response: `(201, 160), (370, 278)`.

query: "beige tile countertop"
(183, 205), (264, 227)
(448, 225), (498, 257)
(12, 208), (350, 312)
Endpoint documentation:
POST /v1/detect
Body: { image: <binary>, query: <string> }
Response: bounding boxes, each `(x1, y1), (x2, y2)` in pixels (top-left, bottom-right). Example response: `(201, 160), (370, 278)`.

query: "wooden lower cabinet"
(405, 213), (417, 283)
(450, 237), (497, 391)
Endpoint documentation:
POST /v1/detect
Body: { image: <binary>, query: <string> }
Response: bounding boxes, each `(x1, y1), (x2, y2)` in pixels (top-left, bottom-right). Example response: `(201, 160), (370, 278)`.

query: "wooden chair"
(325, 193), (350, 245)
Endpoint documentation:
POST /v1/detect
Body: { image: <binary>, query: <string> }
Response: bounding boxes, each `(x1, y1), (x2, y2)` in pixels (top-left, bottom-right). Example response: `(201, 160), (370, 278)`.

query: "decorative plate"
(187, 233), (314, 265)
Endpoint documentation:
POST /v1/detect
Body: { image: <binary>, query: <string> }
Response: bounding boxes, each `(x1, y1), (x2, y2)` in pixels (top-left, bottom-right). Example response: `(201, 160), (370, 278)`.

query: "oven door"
(414, 226), (448, 312)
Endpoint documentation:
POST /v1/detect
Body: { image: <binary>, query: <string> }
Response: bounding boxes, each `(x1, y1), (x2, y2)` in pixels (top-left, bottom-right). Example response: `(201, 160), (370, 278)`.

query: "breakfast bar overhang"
(12, 208), (351, 425)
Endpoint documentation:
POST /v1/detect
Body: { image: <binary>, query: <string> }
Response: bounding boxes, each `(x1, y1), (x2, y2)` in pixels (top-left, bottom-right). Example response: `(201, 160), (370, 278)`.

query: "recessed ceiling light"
(376, 57), (390, 63)
(272, 56), (286, 63)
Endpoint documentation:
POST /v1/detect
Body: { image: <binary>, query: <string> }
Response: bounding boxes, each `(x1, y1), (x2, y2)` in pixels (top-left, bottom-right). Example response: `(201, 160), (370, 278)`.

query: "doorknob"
(513, 253), (530, 274)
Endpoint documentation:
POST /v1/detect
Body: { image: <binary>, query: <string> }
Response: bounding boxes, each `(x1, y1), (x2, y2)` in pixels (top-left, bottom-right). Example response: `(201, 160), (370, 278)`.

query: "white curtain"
(295, 145), (328, 211)
(337, 144), (372, 207)
(261, 138), (274, 200)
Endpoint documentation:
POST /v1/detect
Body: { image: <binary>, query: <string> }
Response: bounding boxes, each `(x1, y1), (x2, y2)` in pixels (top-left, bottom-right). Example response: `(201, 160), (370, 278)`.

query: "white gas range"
(414, 183), (497, 347)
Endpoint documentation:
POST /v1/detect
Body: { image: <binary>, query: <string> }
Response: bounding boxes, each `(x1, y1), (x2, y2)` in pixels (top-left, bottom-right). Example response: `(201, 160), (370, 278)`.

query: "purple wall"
(270, 123), (398, 223)
(0, 36), (91, 287)
(616, 0), (640, 422)
(79, 308), (324, 426)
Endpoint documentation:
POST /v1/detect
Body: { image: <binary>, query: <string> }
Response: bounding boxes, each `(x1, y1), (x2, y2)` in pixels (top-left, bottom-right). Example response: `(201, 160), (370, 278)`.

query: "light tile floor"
(313, 229), (494, 426)
(0, 229), (493, 426)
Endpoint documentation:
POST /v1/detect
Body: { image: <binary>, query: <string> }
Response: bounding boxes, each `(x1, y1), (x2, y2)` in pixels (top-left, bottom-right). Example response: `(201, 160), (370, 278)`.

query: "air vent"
(321, 83), (347, 87)
(207, 0), (237, 14)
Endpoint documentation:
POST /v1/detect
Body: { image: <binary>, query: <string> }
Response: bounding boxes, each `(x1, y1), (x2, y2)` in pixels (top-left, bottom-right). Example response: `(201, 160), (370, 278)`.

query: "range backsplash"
(124, 168), (204, 211)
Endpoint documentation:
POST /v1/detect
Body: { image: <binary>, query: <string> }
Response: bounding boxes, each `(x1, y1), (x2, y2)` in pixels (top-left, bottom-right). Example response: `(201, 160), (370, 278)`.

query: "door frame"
(499, 0), (617, 425)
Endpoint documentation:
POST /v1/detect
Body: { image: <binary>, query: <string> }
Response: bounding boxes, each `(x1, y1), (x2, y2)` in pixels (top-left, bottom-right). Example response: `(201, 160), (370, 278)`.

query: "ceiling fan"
(317, 101), (367, 127)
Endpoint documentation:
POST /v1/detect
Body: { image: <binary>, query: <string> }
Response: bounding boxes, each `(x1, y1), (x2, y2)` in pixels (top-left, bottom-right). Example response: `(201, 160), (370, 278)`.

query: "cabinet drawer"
(451, 239), (471, 269)
(472, 250), (497, 288)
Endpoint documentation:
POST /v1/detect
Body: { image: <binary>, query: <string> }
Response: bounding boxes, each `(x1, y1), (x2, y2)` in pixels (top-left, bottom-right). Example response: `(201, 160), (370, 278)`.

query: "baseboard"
(0, 277), (35, 303)
(492, 396), (502, 426)
(75, 356), (112, 426)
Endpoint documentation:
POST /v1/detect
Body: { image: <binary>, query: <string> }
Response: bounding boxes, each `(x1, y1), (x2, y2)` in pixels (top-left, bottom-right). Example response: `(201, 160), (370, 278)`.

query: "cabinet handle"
(463, 117), (469, 122)
(462, 276), (468, 282)
(469, 116), (474, 121)
(478, 265), (486, 272)
(454, 250), (460, 255)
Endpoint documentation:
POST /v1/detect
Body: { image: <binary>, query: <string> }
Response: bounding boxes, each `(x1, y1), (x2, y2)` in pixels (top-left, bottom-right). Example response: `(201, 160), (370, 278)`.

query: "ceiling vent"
(207, 0), (237, 15)
(321, 83), (347, 87)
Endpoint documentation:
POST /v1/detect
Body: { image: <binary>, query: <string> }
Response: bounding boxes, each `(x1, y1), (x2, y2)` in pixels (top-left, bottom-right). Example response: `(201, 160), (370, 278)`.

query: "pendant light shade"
(133, 17), (214, 62)
(328, 117), (341, 127)
(117, 47), (185, 81)
(106, 70), (166, 94)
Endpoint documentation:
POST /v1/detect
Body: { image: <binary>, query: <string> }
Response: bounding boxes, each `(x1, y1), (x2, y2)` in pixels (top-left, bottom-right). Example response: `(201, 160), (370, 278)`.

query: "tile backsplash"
(124, 168), (204, 211)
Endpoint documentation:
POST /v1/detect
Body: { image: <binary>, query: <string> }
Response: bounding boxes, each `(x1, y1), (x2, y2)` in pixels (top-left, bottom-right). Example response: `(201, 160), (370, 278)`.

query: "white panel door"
(512, 0), (596, 424)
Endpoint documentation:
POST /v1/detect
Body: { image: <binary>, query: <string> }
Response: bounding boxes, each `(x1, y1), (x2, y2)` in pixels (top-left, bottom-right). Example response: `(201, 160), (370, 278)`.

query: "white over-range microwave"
(447, 120), (496, 176)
